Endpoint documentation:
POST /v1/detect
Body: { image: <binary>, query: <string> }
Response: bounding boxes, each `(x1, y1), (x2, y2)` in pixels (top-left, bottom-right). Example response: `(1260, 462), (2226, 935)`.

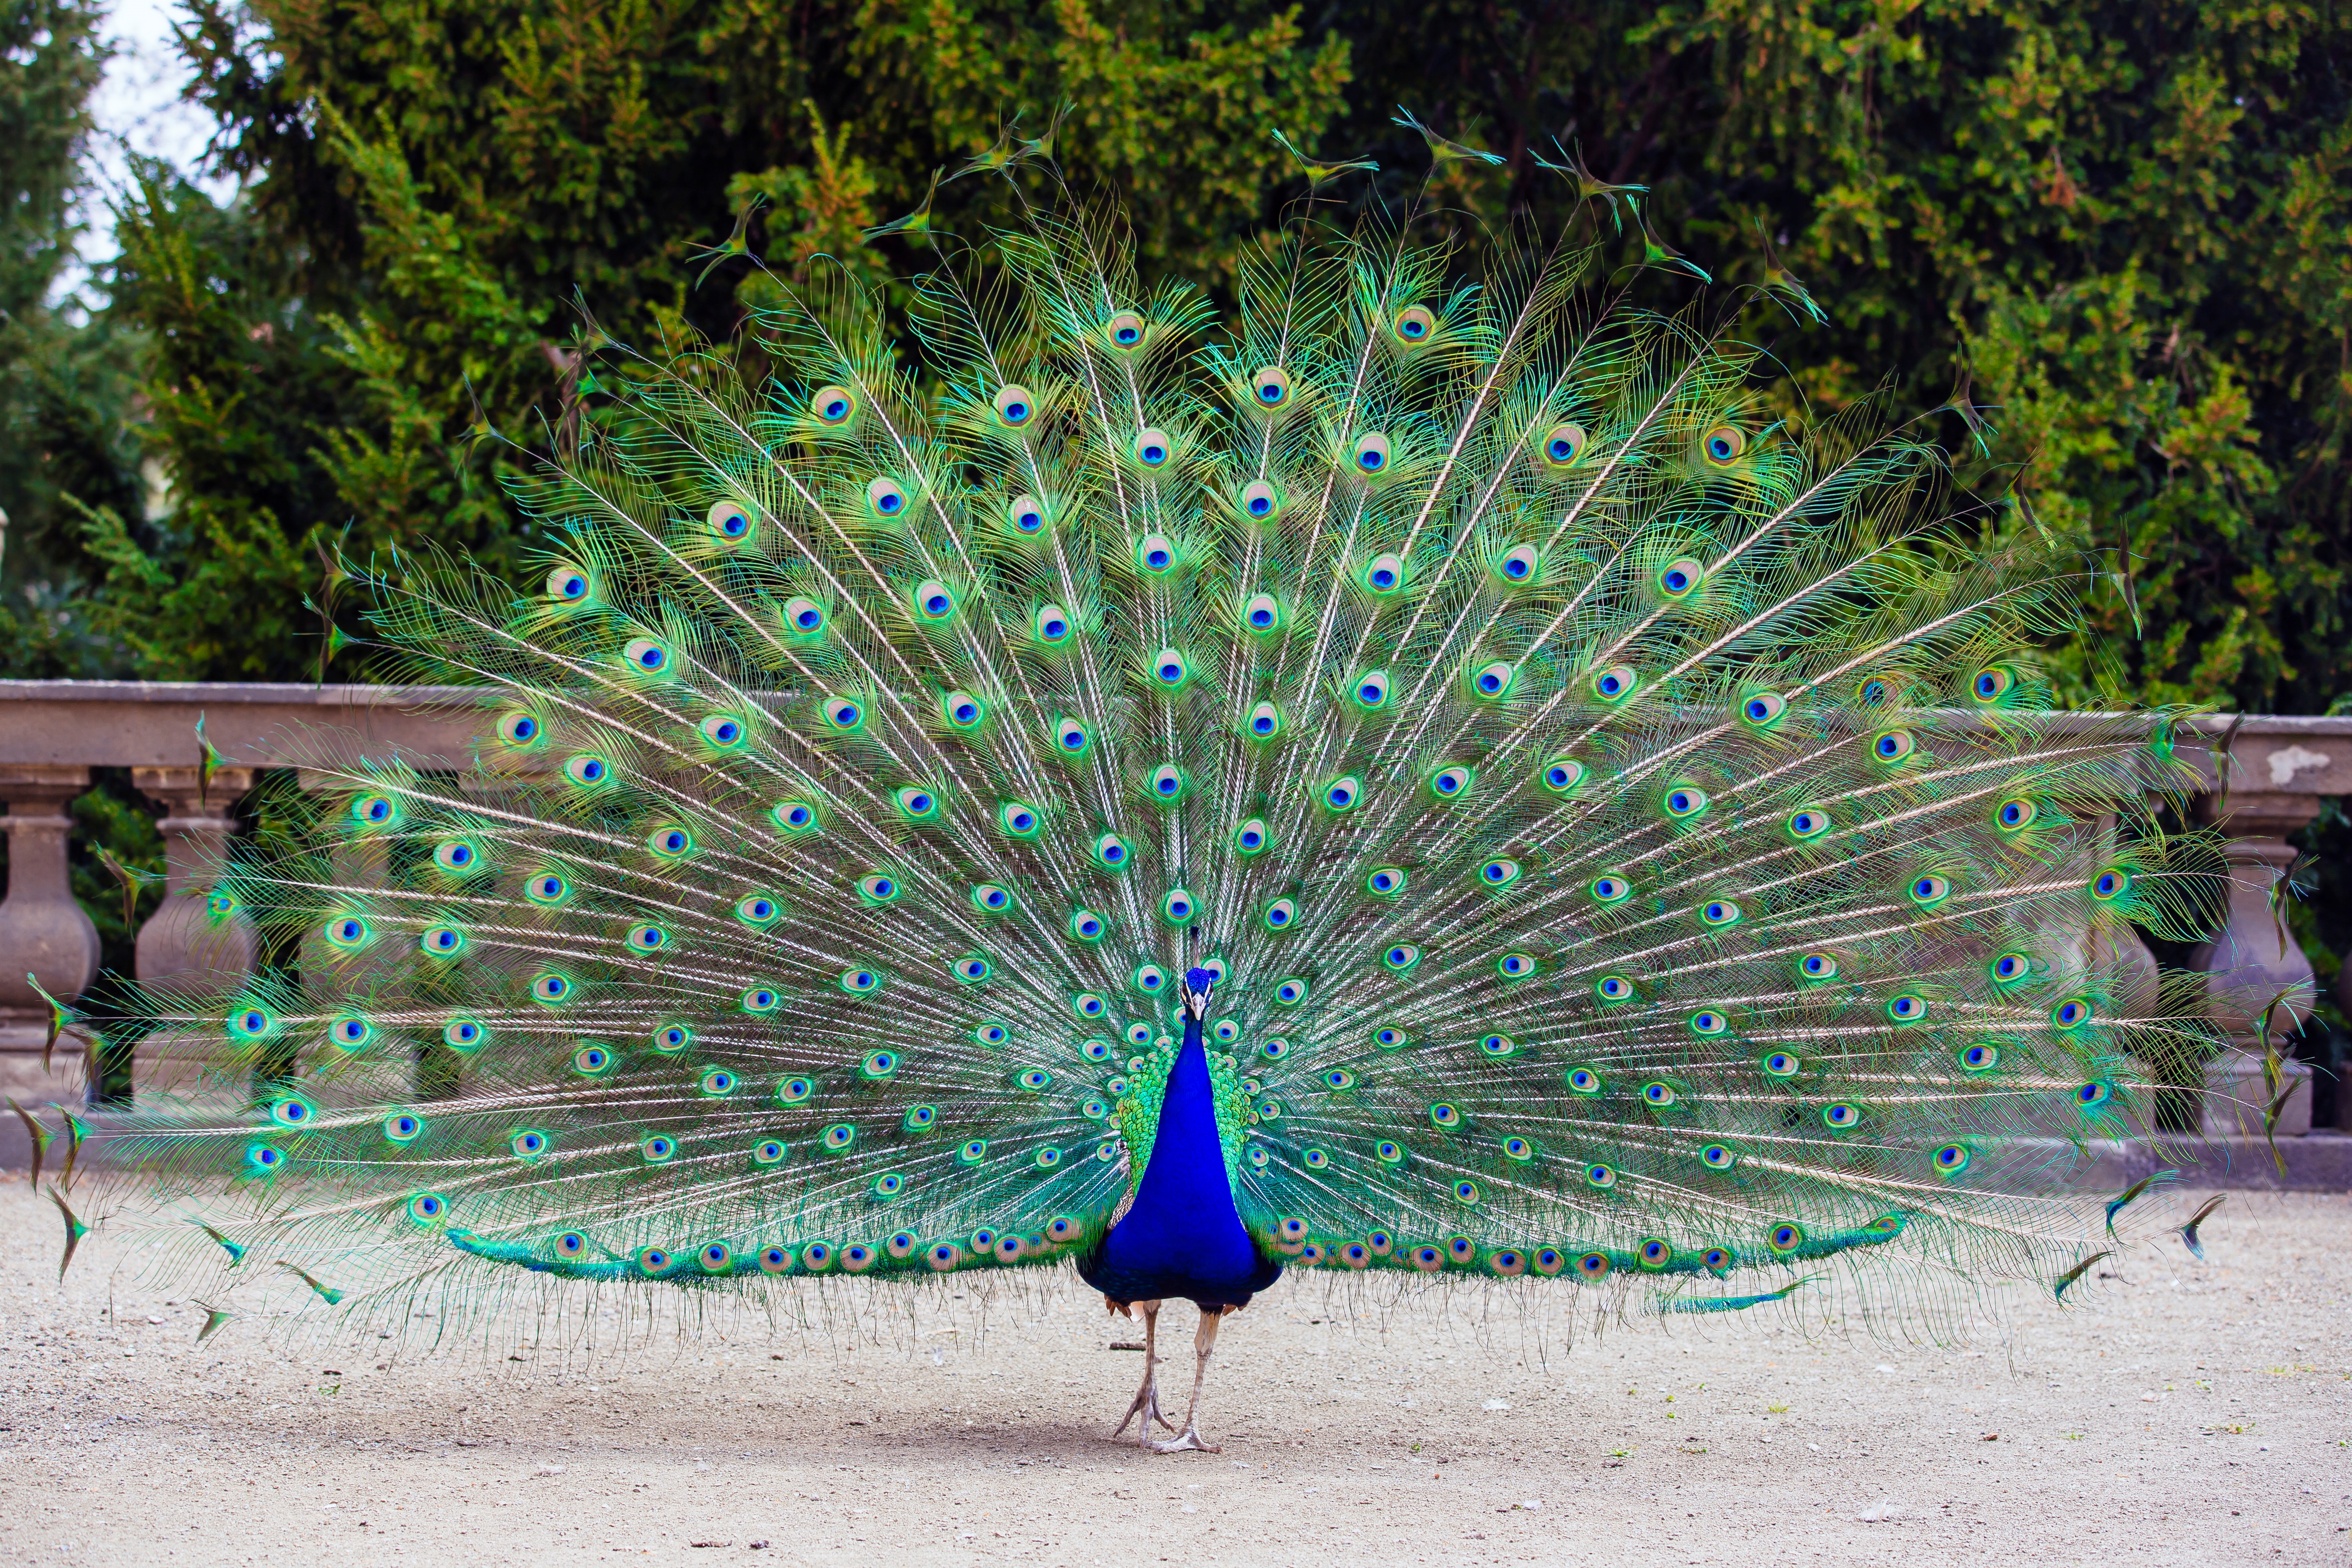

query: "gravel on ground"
(0, 1176), (2344, 1566)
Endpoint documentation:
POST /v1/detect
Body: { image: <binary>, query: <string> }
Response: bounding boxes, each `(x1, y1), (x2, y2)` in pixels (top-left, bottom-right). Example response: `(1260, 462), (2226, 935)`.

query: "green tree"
(0, 0), (143, 675)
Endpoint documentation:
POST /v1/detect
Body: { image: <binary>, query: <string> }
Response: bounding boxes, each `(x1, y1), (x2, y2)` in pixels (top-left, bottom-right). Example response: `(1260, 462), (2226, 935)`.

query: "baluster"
(124, 766), (259, 1109)
(0, 767), (102, 1134)
(2189, 792), (2317, 1138)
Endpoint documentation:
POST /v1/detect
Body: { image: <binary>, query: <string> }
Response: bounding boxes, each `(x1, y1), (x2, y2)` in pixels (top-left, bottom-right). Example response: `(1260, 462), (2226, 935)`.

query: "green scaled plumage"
(86, 187), (2224, 1336)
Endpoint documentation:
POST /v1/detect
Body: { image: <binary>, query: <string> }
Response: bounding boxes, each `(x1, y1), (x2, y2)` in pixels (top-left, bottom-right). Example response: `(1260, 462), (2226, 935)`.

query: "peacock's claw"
(1148, 1427), (1219, 1454)
(1107, 1299), (1171, 1443)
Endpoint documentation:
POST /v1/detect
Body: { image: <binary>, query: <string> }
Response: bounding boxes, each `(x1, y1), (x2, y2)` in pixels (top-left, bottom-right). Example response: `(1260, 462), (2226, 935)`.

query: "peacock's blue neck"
(1077, 1015), (1280, 1311)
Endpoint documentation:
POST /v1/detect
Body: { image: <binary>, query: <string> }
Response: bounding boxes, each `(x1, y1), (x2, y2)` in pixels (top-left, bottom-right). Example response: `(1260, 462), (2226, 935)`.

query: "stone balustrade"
(1, 681), (2347, 1181)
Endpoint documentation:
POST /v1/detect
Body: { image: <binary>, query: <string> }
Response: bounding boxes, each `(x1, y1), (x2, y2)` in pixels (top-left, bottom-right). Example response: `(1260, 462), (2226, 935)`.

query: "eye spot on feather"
(1742, 691), (1786, 725)
(2092, 868), (2131, 901)
(1106, 311), (1145, 348)
(1768, 1223), (1805, 1253)
(1134, 429), (1172, 468)
(1250, 367), (1291, 408)
(2053, 998), (2093, 1029)
(1885, 994), (1926, 1023)
(653, 1024), (693, 1054)
(545, 566), (591, 603)
(1352, 433), (1393, 476)
(1540, 422), (1585, 468)
(1960, 1043), (2000, 1073)
(1591, 664), (1637, 701)
(706, 499), (753, 542)
(1787, 808), (1830, 839)
(865, 476), (907, 517)
(1392, 305), (1436, 343)
(1821, 1102), (1861, 1129)
(1658, 557), (1703, 598)
(1701, 425), (1747, 465)
(1594, 975), (1633, 1003)
(1664, 787), (1708, 819)
(1007, 494), (1047, 535)
(1589, 874), (1630, 904)
(1575, 1251), (1612, 1284)
(1275, 977), (1307, 1005)
(810, 384), (856, 425)
(1762, 1052), (1801, 1078)
(1989, 951), (2029, 983)
(992, 383), (1035, 428)
(1700, 1144), (1737, 1171)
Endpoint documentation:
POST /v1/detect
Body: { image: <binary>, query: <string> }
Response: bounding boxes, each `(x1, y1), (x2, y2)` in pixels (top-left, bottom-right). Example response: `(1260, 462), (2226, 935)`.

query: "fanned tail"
(83, 190), (2224, 1333)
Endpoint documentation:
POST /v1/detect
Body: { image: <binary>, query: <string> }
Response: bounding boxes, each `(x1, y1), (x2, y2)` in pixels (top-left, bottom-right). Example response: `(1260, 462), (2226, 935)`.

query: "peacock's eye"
(993, 383), (1036, 428)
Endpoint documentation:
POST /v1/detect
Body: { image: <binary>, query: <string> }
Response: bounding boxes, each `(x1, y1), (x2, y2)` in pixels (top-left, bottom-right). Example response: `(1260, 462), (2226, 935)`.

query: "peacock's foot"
(1106, 1298), (1173, 1443)
(1143, 1303), (1229, 1454)
(1147, 1424), (1220, 1454)
(1110, 1366), (1175, 1441)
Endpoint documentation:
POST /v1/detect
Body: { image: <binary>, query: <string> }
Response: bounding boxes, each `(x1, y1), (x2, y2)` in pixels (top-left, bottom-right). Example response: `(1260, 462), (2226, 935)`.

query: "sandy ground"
(0, 1177), (2344, 1568)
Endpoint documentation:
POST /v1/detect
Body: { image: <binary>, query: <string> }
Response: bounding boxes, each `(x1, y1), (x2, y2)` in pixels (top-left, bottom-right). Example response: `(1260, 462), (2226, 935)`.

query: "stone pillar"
(131, 766), (258, 986)
(0, 766), (99, 1132)
(2189, 791), (2318, 1137)
(122, 766), (259, 1109)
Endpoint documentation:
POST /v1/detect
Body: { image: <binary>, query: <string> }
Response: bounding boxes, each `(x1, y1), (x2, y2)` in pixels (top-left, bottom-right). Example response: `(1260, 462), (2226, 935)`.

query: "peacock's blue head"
(1181, 967), (1216, 1019)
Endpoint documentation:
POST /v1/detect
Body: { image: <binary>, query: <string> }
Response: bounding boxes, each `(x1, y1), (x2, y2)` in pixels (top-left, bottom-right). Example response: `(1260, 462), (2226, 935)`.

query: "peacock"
(52, 152), (2224, 1455)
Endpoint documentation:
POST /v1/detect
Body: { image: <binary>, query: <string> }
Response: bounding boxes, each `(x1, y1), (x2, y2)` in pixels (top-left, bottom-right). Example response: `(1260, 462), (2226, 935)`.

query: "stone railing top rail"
(2, 680), (2349, 795)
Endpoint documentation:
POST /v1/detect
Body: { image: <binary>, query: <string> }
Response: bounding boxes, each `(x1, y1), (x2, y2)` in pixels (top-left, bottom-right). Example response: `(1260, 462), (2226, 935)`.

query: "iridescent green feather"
(81, 193), (2223, 1328)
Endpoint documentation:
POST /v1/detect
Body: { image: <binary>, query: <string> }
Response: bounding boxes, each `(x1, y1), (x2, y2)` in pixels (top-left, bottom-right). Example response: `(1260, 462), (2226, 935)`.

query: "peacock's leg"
(1148, 1305), (1227, 1454)
(1108, 1299), (1173, 1442)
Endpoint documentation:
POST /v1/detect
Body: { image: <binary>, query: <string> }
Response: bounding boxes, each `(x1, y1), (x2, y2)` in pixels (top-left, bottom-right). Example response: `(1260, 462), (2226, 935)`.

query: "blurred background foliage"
(1, 0), (2349, 992)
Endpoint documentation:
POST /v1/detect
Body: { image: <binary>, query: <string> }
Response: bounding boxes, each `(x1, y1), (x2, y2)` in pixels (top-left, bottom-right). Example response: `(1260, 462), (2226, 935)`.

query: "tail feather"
(87, 196), (2223, 1328)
